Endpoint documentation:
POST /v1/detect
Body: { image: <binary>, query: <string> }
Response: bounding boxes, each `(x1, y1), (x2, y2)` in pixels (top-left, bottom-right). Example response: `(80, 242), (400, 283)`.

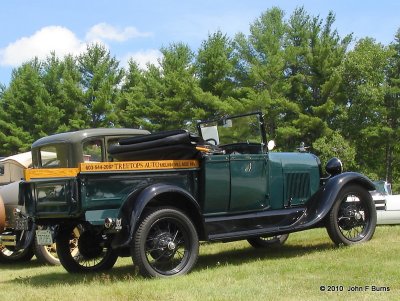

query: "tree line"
(0, 7), (399, 190)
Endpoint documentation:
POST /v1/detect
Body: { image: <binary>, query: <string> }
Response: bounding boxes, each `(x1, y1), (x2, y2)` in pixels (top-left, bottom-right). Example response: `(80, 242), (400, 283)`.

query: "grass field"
(0, 226), (399, 301)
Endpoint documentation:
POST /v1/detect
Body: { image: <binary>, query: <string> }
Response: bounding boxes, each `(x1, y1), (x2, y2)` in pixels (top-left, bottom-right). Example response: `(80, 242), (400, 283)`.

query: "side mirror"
(223, 119), (232, 128)
(267, 140), (276, 151)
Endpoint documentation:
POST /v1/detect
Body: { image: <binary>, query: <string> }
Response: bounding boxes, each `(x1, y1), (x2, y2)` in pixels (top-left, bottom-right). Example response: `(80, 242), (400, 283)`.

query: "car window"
(106, 138), (122, 161)
(83, 139), (103, 162)
(39, 145), (68, 168)
(0, 163), (4, 175)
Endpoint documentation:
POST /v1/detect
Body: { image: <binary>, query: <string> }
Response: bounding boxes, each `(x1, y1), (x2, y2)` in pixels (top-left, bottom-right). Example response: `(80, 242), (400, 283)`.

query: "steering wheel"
(205, 138), (218, 145)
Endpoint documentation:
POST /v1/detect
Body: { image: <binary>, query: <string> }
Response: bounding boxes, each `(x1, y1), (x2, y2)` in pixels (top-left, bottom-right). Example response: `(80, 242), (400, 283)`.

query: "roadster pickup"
(19, 112), (377, 277)
(6, 128), (148, 263)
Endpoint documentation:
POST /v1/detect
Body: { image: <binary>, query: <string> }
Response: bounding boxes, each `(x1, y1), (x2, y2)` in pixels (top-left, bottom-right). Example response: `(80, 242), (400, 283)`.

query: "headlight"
(325, 157), (343, 176)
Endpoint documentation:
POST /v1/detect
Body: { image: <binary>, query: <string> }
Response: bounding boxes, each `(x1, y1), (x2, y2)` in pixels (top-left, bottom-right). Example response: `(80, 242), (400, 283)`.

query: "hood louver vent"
(284, 172), (310, 206)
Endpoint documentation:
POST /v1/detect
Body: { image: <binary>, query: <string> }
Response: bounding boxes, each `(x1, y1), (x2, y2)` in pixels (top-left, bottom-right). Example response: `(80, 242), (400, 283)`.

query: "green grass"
(1, 226), (399, 301)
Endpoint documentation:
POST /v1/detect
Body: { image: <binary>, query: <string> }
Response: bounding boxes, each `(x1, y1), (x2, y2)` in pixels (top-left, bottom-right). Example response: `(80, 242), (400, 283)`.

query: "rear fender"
(293, 172), (375, 229)
(113, 183), (204, 248)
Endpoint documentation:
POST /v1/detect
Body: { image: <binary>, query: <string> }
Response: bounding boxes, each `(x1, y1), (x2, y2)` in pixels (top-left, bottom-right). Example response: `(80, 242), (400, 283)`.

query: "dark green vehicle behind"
(19, 112), (377, 277)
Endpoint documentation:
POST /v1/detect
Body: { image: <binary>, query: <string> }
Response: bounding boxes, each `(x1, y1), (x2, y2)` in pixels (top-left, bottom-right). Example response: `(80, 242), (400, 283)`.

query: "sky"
(1, 0), (400, 86)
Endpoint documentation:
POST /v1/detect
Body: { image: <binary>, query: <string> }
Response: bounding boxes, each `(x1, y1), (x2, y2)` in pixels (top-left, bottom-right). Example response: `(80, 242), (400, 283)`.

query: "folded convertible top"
(108, 130), (203, 161)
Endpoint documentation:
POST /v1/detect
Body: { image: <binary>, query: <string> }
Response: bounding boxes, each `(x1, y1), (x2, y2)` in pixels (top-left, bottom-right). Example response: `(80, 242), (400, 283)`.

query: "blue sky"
(1, 0), (400, 86)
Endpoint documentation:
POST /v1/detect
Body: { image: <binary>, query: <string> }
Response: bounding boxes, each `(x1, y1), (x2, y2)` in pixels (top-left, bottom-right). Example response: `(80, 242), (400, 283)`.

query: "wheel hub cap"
(167, 241), (176, 251)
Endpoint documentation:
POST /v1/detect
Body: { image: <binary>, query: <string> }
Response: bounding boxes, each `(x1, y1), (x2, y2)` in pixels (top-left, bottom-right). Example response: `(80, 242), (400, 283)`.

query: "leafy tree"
(119, 43), (227, 132)
(77, 43), (124, 127)
(312, 131), (357, 171)
(233, 7), (298, 149)
(284, 8), (352, 146)
(339, 38), (389, 179)
(0, 59), (61, 154)
(196, 31), (236, 99)
(115, 59), (147, 129)
(384, 29), (400, 189)
(41, 53), (85, 132)
(232, 7), (350, 151)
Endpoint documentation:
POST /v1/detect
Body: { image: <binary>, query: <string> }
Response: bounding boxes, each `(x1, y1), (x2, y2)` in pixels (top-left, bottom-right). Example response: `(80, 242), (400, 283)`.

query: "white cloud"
(0, 23), (153, 68)
(0, 26), (86, 67)
(85, 23), (151, 42)
(121, 49), (163, 70)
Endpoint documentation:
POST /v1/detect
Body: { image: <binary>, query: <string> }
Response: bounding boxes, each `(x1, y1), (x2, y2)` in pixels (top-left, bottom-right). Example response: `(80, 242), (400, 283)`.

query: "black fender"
(15, 223), (37, 250)
(112, 183), (204, 249)
(290, 172), (375, 230)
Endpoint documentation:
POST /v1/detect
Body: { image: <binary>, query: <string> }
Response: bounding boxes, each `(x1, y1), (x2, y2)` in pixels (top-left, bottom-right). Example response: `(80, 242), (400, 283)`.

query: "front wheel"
(56, 224), (118, 273)
(132, 207), (199, 278)
(247, 234), (289, 248)
(326, 184), (376, 246)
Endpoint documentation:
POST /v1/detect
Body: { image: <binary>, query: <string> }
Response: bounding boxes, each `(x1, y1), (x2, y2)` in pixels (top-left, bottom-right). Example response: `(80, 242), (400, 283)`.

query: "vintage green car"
(19, 112), (377, 277)
(7, 128), (148, 263)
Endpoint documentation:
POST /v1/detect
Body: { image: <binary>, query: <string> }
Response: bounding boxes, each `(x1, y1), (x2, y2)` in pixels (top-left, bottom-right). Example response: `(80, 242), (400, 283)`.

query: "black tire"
(326, 184), (377, 246)
(247, 234), (289, 248)
(0, 243), (34, 263)
(0, 229), (35, 263)
(132, 207), (199, 278)
(56, 224), (118, 273)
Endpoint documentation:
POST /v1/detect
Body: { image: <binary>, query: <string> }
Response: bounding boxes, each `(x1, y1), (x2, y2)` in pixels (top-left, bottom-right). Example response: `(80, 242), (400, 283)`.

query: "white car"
(371, 181), (400, 224)
(0, 152), (60, 264)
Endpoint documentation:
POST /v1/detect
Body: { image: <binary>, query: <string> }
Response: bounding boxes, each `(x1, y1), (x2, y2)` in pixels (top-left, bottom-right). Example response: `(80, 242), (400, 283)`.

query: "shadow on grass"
(0, 258), (51, 271)
(196, 241), (335, 269)
(5, 241), (335, 287)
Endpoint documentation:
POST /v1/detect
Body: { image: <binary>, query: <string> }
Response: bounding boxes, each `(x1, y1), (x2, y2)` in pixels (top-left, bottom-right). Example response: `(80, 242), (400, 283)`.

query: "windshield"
(373, 181), (392, 195)
(38, 144), (69, 168)
(198, 112), (266, 146)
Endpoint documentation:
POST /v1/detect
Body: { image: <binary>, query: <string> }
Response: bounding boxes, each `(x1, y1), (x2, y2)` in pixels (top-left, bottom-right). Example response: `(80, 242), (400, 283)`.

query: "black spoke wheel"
(326, 184), (376, 245)
(247, 234), (289, 248)
(0, 243), (34, 263)
(132, 208), (199, 278)
(0, 230), (35, 263)
(56, 224), (118, 273)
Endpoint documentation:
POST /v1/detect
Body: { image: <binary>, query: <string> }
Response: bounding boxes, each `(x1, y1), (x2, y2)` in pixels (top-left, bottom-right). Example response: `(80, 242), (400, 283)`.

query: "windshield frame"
(197, 111), (267, 151)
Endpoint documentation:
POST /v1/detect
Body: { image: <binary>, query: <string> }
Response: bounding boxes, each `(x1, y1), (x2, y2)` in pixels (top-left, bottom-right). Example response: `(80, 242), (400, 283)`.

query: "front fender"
(113, 183), (203, 249)
(292, 172), (375, 230)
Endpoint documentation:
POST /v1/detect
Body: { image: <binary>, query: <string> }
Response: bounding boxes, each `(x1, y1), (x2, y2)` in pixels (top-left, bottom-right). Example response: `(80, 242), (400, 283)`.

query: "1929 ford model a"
(19, 112), (377, 277)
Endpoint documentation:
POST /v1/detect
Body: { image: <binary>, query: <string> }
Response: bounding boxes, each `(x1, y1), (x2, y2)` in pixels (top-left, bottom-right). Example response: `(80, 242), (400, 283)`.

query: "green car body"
(19, 112), (377, 277)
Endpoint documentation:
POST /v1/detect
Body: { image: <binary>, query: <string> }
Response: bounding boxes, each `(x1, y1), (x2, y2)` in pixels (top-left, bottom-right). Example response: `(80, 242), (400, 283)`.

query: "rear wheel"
(132, 207), (199, 278)
(326, 184), (376, 245)
(56, 224), (118, 273)
(247, 234), (289, 248)
(0, 229), (35, 263)
(0, 243), (34, 263)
